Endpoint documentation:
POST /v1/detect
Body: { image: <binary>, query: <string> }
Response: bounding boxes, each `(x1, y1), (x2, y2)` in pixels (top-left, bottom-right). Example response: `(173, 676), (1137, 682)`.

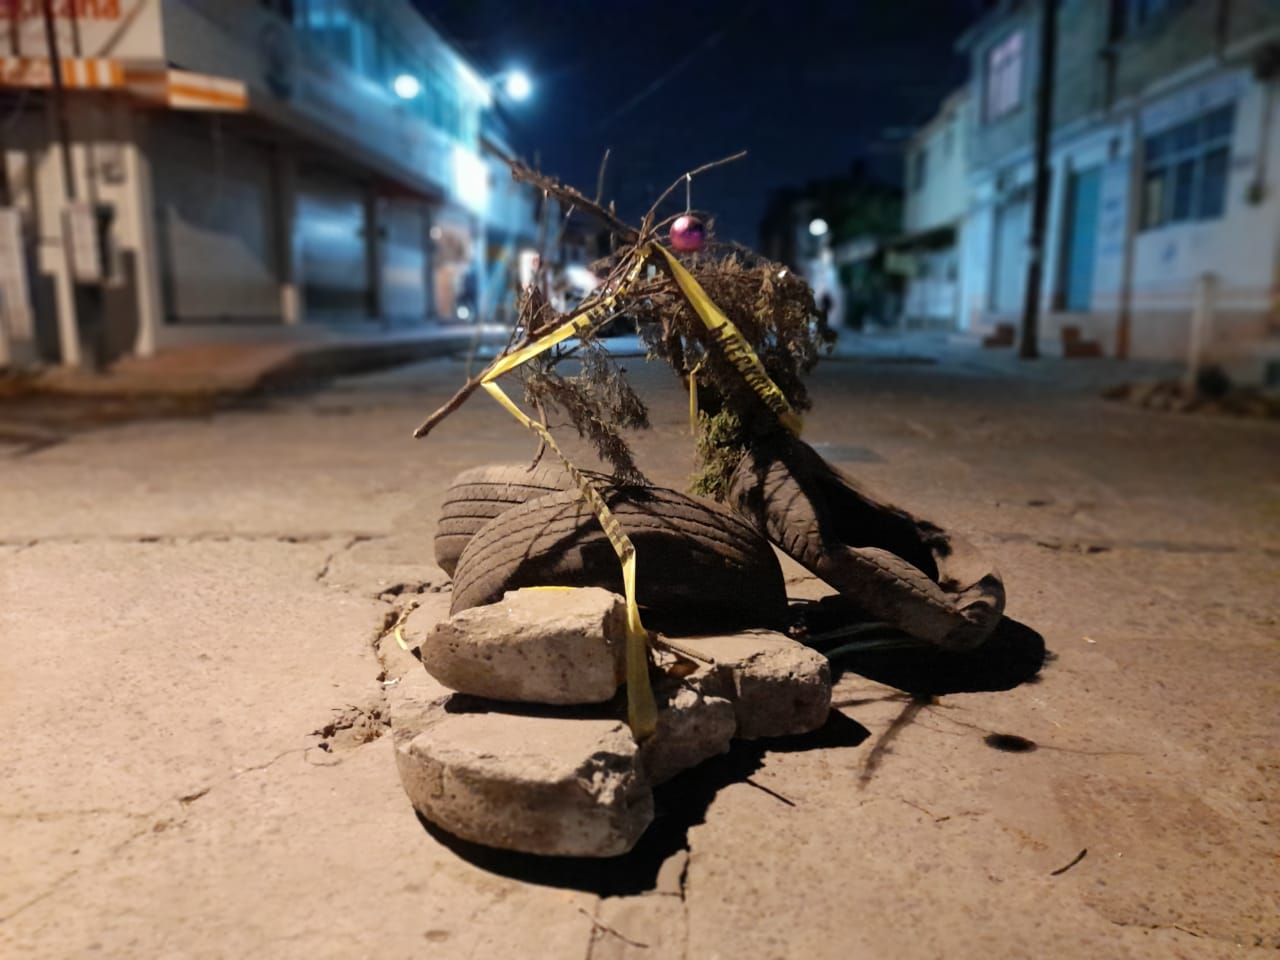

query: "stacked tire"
(436, 464), (790, 632)
(435, 444), (1006, 650)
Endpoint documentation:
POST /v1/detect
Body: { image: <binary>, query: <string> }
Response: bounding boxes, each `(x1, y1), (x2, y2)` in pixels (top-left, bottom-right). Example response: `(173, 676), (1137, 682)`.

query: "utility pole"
(1020, 0), (1057, 359)
(41, 0), (76, 201)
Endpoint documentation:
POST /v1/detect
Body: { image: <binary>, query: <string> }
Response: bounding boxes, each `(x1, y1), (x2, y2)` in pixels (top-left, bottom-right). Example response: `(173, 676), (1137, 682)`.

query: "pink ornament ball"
(669, 215), (706, 252)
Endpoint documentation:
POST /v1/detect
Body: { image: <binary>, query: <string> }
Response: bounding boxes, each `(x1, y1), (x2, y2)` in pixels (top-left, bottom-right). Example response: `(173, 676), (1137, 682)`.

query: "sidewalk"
(9, 322), (1189, 405)
(827, 327), (1186, 390)
(24, 324), (509, 398)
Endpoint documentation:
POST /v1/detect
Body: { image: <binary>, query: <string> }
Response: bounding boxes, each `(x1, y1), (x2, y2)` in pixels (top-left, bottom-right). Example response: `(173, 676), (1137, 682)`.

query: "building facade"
(956, 0), (1280, 379)
(0, 0), (541, 370)
(894, 88), (971, 329)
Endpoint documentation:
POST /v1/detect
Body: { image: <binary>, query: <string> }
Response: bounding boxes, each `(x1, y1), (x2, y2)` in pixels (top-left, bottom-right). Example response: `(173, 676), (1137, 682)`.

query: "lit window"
(1140, 104), (1234, 230)
(985, 31), (1023, 122)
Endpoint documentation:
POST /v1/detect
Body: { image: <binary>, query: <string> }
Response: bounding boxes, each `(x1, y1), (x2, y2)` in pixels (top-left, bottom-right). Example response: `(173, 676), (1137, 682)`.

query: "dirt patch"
(310, 701), (390, 752)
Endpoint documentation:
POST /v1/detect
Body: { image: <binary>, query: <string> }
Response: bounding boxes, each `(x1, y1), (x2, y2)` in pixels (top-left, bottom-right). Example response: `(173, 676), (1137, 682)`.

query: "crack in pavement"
(0, 808), (154, 822)
(678, 848), (691, 960)
(987, 531), (1272, 556)
(0, 741), (364, 925)
(0, 793), (182, 924)
(314, 534), (374, 583)
(1102, 916), (1276, 949)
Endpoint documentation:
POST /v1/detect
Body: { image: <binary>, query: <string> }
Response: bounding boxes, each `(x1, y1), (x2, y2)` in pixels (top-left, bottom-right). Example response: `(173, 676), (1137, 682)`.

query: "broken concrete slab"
(390, 666), (653, 857)
(421, 587), (626, 705)
(640, 673), (737, 785)
(674, 629), (832, 739)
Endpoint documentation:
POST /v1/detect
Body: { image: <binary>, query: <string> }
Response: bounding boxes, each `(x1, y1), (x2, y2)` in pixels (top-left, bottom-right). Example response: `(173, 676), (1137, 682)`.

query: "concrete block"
(421, 587), (626, 705)
(390, 668), (653, 858)
(640, 673), (736, 785)
(674, 630), (832, 739)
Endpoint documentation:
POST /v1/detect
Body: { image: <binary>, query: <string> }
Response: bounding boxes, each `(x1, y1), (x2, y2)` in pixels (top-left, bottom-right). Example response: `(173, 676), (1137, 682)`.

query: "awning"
(885, 223), (957, 252)
(1, 56), (122, 89)
(125, 67), (248, 112)
(0, 56), (247, 112)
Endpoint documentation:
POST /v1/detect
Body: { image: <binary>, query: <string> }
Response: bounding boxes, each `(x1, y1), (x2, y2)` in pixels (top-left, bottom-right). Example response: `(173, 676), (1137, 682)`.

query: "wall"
(904, 92), (970, 233)
(159, 0), (489, 216)
(1124, 70), (1279, 360)
(966, 3), (1038, 170)
(1052, 0), (1111, 129)
(1108, 0), (1280, 103)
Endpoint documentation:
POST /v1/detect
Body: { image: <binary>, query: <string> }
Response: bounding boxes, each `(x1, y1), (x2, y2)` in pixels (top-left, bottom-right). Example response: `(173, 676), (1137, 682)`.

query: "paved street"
(2, 346), (1277, 959)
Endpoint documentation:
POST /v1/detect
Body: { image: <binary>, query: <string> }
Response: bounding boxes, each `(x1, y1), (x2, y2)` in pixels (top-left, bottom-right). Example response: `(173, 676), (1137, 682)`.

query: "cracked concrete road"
(2, 350), (1277, 959)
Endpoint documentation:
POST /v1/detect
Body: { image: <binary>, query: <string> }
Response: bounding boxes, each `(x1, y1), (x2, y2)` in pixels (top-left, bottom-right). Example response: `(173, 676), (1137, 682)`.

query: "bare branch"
(511, 161), (638, 242)
(411, 375), (487, 439)
(594, 147), (611, 205)
(645, 150), (747, 222)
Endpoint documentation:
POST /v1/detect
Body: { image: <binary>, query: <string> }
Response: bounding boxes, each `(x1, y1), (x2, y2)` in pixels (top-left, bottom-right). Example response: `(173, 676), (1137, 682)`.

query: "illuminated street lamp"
(396, 68), (532, 107)
(808, 217), (829, 238)
(502, 69), (532, 102)
(393, 73), (422, 100)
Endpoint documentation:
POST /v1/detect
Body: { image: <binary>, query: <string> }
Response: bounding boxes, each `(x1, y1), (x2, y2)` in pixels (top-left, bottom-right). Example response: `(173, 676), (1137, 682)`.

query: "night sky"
(417, 0), (984, 244)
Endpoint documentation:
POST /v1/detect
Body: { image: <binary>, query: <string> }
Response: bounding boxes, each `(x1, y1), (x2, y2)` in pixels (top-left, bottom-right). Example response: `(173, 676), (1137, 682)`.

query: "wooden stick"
(411, 375), (489, 439)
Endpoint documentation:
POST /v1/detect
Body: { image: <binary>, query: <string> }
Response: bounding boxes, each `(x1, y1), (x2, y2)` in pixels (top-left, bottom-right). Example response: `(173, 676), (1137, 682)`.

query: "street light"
(397, 68), (532, 107)
(502, 69), (532, 102)
(393, 73), (421, 100)
(808, 217), (829, 238)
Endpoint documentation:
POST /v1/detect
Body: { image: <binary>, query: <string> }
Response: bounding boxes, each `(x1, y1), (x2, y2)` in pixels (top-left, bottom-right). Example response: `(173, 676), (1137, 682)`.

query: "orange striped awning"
(125, 68), (247, 112)
(0, 57), (247, 112)
(0, 56), (123, 89)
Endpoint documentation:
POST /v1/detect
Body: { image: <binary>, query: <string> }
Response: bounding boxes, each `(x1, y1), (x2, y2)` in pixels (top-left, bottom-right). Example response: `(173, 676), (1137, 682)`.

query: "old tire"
(450, 486), (789, 632)
(434, 463), (576, 575)
(727, 439), (1004, 649)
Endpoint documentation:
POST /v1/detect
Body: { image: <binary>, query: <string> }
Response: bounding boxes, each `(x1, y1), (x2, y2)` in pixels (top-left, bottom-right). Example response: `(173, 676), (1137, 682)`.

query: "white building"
(894, 88), (971, 329)
(957, 0), (1280, 380)
(0, 0), (540, 370)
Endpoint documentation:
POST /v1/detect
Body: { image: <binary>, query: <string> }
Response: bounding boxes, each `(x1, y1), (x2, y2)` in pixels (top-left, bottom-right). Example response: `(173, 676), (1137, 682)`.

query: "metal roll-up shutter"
(380, 198), (428, 322)
(151, 116), (279, 323)
(297, 167), (371, 321)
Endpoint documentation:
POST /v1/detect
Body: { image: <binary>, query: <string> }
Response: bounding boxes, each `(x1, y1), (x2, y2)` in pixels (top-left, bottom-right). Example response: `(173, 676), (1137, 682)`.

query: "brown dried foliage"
(505, 168), (823, 495)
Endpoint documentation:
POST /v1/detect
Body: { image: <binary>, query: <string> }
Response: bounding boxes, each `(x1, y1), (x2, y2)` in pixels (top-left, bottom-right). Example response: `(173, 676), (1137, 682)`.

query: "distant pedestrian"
(816, 291), (836, 345)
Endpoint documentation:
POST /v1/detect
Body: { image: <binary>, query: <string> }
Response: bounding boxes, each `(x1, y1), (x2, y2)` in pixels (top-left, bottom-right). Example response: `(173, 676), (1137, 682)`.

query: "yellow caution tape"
(480, 379), (656, 738)
(469, 240), (800, 738)
(650, 244), (802, 435)
(486, 255), (648, 380)
(479, 252), (657, 739)
(687, 357), (705, 435)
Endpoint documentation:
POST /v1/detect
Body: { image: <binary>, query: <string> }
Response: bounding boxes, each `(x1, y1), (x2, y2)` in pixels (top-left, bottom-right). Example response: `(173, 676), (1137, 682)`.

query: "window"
(985, 31), (1023, 121)
(1141, 104), (1235, 230)
(911, 149), (928, 191)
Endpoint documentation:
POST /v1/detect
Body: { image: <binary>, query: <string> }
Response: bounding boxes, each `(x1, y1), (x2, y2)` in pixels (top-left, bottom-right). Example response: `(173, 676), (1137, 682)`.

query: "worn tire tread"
(450, 486), (787, 629)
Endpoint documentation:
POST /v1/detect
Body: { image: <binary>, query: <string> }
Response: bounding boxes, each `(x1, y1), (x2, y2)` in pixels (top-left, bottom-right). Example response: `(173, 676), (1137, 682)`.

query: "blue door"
(1064, 167), (1101, 312)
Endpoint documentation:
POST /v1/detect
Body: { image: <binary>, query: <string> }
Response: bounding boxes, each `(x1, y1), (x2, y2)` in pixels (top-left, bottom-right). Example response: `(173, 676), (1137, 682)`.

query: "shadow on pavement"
(808, 608), (1048, 696)
(419, 613), (1041, 891)
(418, 709), (870, 896)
